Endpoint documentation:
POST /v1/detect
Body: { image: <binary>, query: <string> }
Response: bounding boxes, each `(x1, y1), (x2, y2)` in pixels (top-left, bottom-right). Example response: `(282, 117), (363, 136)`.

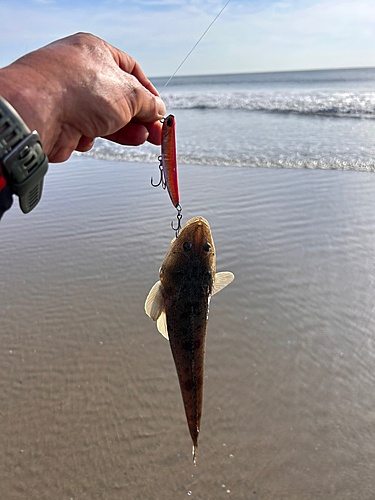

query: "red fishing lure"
(161, 114), (179, 208)
(151, 114), (182, 235)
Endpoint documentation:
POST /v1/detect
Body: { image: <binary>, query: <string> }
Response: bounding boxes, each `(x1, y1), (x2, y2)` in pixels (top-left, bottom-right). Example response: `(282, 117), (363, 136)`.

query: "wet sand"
(1, 157), (375, 499)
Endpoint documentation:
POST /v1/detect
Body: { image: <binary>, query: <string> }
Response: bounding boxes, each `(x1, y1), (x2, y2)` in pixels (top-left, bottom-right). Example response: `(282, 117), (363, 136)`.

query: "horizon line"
(150, 65), (375, 80)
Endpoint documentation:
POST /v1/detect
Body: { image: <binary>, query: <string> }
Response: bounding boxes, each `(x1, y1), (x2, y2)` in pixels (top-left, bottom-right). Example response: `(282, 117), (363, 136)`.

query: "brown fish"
(144, 217), (234, 464)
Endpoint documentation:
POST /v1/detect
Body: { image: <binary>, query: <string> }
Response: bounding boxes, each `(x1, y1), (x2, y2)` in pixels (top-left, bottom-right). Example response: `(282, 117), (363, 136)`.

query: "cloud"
(0, 0), (374, 75)
(32, 0), (56, 4)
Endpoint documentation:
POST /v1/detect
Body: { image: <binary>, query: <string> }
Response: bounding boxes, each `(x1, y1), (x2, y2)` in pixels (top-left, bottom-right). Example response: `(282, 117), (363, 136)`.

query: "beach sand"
(1, 156), (375, 499)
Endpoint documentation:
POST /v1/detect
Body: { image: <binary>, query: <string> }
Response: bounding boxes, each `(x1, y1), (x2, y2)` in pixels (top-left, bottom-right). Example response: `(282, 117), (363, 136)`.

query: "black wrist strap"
(0, 96), (48, 213)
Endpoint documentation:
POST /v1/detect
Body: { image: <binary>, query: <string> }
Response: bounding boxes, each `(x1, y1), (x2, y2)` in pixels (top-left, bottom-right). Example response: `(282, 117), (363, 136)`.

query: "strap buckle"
(2, 130), (48, 213)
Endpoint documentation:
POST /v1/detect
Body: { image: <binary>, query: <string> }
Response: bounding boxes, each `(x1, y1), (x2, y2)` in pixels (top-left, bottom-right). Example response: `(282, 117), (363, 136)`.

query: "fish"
(144, 217), (234, 464)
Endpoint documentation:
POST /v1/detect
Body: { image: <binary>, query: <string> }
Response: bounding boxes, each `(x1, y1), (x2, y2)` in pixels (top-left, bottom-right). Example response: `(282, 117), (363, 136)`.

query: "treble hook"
(151, 156), (166, 189)
(171, 204), (183, 238)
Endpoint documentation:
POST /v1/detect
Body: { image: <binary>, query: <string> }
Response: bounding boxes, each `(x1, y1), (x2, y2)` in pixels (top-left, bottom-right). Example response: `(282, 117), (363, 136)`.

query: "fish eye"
(183, 241), (192, 251)
(203, 242), (211, 252)
(167, 117), (173, 127)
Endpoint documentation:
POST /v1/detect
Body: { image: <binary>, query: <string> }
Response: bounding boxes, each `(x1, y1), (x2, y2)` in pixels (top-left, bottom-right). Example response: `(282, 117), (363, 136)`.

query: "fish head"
(160, 216), (216, 281)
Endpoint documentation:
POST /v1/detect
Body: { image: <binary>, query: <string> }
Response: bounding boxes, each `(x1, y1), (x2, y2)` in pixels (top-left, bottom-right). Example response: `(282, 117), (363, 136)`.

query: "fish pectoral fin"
(144, 281), (164, 321)
(212, 272), (235, 296)
(145, 281), (169, 339)
(157, 311), (169, 340)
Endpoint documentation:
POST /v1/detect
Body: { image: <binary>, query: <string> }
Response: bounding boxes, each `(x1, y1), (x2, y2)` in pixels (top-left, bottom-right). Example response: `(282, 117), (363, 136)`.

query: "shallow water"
(88, 68), (375, 172)
(2, 157), (375, 498)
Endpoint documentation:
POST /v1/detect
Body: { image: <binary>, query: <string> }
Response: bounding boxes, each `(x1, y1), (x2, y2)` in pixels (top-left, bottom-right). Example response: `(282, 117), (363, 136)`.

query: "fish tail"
(192, 444), (198, 466)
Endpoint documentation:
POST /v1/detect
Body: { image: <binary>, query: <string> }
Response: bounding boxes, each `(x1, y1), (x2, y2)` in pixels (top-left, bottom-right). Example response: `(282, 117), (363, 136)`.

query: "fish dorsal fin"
(157, 311), (169, 340)
(144, 281), (164, 321)
(212, 272), (234, 296)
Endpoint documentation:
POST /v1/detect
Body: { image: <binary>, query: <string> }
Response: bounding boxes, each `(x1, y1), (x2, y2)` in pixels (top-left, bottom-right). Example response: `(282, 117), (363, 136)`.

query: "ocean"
(87, 67), (375, 171)
(2, 68), (375, 499)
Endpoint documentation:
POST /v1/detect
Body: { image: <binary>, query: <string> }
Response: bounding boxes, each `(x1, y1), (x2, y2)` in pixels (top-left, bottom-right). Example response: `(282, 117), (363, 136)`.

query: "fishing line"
(162, 0), (231, 89)
(155, 2), (231, 236)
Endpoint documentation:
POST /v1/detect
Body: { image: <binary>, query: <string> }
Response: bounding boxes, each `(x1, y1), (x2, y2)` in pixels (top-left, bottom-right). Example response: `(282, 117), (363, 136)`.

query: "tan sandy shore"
(1, 157), (375, 499)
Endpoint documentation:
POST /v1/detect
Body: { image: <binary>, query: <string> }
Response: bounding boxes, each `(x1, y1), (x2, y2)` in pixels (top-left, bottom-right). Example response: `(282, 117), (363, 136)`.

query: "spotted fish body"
(145, 217), (234, 463)
(161, 114), (179, 208)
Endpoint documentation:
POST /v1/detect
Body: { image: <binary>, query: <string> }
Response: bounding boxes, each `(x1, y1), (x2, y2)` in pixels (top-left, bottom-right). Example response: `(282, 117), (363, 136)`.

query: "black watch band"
(0, 96), (48, 213)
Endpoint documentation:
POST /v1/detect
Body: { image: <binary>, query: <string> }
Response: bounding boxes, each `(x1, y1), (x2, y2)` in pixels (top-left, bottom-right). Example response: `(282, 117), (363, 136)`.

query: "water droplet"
(187, 491), (192, 496)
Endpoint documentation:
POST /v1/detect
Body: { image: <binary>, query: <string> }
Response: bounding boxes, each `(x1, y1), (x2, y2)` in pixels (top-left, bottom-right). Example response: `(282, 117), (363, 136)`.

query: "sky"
(1, 0), (375, 77)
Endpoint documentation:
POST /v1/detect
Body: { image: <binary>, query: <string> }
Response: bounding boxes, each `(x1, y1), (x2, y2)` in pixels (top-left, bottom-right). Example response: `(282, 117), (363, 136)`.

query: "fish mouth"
(184, 216), (210, 229)
(175, 217), (214, 262)
(181, 217), (211, 242)
(179, 217), (211, 244)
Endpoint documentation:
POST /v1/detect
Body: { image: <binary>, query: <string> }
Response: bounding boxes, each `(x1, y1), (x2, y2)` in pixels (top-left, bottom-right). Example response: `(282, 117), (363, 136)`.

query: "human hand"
(0, 33), (166, 163)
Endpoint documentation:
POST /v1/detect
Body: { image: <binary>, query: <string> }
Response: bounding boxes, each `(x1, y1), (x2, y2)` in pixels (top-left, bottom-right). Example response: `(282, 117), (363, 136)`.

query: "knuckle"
(68, 33), (104, 55)
(70, 32), (97, 45)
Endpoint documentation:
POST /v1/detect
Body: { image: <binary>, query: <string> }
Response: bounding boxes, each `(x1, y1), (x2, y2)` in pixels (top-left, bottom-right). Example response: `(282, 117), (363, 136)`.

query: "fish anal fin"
(212, 272), (234, 296)
(157, 310), (169, 340)
(145, 281), (164, 321)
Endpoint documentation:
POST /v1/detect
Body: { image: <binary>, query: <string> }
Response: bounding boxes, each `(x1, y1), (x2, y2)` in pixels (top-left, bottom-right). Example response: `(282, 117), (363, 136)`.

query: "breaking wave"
(162, 91), (375, 118)
(78, 141), (375, 173)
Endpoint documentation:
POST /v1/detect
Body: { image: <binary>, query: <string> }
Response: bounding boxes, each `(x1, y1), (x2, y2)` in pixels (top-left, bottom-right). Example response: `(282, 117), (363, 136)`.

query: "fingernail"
(156, 96), (166, 119)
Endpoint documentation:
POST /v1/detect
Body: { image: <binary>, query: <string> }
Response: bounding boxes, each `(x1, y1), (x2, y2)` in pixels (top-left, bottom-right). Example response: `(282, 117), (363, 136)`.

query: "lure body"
(161, 114), (180, 208)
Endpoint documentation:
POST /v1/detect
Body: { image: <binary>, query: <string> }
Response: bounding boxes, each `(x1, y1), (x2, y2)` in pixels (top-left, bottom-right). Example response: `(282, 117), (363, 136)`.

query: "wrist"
(0, 60), (62, 157)
(0, 87), (49, 213)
